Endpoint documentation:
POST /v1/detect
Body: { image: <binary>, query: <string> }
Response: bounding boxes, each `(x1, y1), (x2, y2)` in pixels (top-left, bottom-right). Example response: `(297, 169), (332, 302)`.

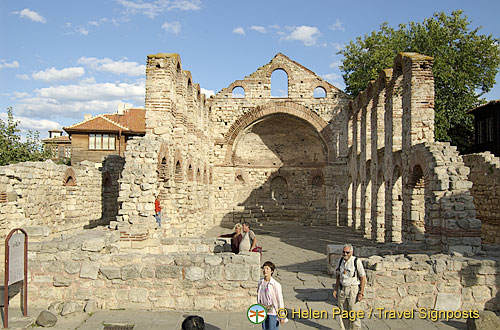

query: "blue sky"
(1, 0), (499, 138)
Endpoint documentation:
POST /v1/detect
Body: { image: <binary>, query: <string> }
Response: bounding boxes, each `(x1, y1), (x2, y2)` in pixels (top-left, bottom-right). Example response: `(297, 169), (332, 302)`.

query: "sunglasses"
(342, 251), (351, 254)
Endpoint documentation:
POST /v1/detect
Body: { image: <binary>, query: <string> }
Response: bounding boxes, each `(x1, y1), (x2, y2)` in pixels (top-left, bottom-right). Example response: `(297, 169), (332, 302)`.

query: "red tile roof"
(64, 108), (145, 134)
(42, 135), (71, 143)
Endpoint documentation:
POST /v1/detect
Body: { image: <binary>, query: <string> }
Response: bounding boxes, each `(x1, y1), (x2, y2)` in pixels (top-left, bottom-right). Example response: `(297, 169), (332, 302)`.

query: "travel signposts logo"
(247, 304), (267, 324)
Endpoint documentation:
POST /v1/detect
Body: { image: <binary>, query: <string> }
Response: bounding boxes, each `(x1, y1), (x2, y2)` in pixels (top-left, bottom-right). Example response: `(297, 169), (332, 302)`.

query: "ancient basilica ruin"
(0, 52), (499, 312)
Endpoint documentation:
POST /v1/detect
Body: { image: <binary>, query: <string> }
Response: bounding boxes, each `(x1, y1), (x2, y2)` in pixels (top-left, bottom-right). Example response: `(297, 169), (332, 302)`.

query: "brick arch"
(266, 63), (292, 79)
(224, 101), (334, 164)
(63, 168), (77, 186)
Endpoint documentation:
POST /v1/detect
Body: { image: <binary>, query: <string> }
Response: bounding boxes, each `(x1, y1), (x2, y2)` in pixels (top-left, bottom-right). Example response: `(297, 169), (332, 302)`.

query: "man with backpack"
(332, 244), (366, 330)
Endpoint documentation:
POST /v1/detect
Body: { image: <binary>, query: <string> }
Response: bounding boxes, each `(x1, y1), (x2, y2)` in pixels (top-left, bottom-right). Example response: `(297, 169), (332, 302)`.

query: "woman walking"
(257, 261), (286, 330)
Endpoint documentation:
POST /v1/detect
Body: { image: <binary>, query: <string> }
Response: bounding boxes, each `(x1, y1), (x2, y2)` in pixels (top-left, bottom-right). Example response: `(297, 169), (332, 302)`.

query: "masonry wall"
(0, 158), (123, 241)
(346, 53), (481, 252)
(115, 53), (213, 237)
(25, 231), (260, 312)
(209, 54), (350, 227)
(464, 152), (500, 245)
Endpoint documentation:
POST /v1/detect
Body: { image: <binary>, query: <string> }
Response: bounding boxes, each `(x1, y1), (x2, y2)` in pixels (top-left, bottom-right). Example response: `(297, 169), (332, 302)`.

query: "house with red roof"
(63, 107), (145, 165)
(42, 130), (72, 162)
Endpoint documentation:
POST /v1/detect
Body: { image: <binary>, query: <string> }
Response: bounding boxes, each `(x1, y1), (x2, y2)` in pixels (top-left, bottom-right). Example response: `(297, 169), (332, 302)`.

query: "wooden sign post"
(4, 228), (28, 329)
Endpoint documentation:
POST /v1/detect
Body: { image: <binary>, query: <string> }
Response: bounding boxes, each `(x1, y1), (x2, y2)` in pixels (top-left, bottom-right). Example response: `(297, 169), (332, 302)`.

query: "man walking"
(333, 244), (366, 330)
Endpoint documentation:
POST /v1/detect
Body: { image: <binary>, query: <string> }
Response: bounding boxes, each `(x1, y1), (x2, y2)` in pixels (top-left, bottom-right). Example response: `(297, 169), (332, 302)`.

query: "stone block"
(60, 302), (80, 316)
(80, 261), (100, 279)
(36, 310), (57, 327)
(100, 266), (121, 280)
(81, 237), (106, 252)
(472, 286), (491, 301)
(121, 264), (140, 280)
(84, 300), (97, 313)
(53, 276), (71, 287)
(185, 267), (204, 281)
(156, 265), (182, 279)
(225, 264), (249, 281)
(205, 266), (223, 281)
(466, 310), (500, 330)
(434, 293), (461, 311)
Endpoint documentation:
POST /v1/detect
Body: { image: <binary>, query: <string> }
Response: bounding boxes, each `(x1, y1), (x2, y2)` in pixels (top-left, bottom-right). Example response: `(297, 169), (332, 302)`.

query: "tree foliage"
(339, 10), (500, 153)
(0, 107), (51, 166)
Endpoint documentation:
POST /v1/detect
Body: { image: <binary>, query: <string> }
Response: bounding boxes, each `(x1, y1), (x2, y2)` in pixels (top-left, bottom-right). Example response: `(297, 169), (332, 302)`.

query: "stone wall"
(26, 230), (260, 311)
(346, 53), (481, 252)
(0, 157), (123, 241)
(115, 53), (213, 237)
(464, 152), (500, 244)
(209, 53), (350, 227)
(327, 246), (499, 312)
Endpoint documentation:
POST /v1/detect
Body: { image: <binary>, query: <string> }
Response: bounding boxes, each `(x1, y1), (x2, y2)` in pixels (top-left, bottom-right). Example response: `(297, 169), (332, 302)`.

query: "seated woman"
(218, 223), (243, 254)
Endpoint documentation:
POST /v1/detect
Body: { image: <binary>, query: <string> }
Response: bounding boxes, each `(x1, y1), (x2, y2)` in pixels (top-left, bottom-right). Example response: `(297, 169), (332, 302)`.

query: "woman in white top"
(257, 261), (286, 330)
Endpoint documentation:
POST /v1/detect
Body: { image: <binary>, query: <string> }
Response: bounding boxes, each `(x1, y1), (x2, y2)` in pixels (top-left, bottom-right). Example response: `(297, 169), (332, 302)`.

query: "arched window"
(232, 86), (245, 98)
(270, 176), (288, 201)
(313, 86), (326, 98)
(271, 69), (288, 97)
(187, 164), (194, 181)
(175, 160), (182, 182)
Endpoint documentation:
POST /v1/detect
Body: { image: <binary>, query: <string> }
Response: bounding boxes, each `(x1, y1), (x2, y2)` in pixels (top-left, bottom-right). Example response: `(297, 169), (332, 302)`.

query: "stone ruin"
(0, 52), (499, 313)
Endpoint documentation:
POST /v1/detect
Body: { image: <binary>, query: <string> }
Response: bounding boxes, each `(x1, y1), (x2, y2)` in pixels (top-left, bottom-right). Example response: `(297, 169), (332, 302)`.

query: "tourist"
(218, 223), (243, 253)
(333, 244), (366, 330)
(257, 261), (286, 329)
(240, 222), (258, 253)
(181, 315), (205, 330)
(154, 195), (161, 228)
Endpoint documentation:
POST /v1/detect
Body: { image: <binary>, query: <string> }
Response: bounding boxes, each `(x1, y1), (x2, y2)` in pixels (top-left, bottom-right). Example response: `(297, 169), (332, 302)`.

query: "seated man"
(239, 222), (258, 253)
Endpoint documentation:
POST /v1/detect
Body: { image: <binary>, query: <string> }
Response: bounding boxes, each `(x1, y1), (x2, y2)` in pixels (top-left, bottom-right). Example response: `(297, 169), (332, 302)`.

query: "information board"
(8, 232), (24, 285)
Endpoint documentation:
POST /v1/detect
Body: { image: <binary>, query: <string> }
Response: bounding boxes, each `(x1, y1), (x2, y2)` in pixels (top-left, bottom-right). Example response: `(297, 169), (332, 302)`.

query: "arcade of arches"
(116, 52), (483, 253)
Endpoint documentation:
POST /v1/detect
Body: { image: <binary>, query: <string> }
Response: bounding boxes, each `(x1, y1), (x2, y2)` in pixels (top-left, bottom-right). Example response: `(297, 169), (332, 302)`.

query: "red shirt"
(155, 199), (161, 212)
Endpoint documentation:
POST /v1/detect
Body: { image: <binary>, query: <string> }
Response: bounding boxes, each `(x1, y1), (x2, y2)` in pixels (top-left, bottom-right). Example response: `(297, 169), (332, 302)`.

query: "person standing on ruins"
(240, 222), (258, 253)
(333, 244), (366, 330)
(218, 223), (243, 253)
(154, 195), (161, 228)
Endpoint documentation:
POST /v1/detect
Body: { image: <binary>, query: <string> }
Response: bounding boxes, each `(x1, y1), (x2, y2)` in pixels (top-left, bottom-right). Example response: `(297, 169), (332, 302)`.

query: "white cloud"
(32, 67), (85, 82)
(13, 80), (145, 119)
(321, 73), (345, 90)
(200, 88), (214, 97)
(12, 92), (31, 99)
(250, 25), (266, 34)
(77, 57), (146, 76)
(329, 19), (345, 32)
(283, 26), (320, 46)
(332, 42), (344, 51)
(16, 74), (30, 80)
(14, 8), (46, 23)
(0, 60), (20, 69)
(161, 21), (181, 35)
(77, 28), (89, 36)
(329, 60), (342, 69)
(116, 0), (201, 18)
(88, 18), (108, 26)
(269, 24), (280, 30)
(233, 27), (245, 35)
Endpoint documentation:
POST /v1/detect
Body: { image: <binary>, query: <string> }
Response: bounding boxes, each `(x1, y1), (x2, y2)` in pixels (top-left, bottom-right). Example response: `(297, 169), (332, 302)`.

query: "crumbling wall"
(0, 158), (122, 240)
(464, 152), (500, 245)
(210, 53), (350, 226)
(347, 53), (480, 252)
(115, 53), (213, 237)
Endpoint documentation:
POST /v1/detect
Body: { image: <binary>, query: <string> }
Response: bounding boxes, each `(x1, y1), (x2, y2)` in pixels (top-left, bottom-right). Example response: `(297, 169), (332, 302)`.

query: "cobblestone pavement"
(6, 221), (467, 329)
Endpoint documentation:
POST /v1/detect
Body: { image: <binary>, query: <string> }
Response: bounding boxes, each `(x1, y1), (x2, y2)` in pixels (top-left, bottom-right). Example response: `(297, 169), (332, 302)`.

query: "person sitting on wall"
(154, 195), (161, 228)
(181, 315), (205, 330)
(240, 222), (260, 253)
(218, 223), (243, 254)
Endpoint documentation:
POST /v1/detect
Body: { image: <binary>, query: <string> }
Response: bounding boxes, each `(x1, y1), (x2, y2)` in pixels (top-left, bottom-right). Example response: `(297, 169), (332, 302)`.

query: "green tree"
(339, 10), (500, 153)
(0, 107), (51, 166)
